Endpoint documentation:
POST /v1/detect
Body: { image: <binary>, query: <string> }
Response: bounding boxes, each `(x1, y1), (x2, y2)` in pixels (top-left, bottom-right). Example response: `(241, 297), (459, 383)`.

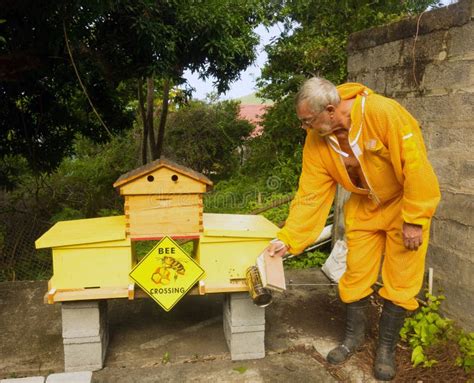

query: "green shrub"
(284, 249), (328, 269)
(401, 293), (474, 372)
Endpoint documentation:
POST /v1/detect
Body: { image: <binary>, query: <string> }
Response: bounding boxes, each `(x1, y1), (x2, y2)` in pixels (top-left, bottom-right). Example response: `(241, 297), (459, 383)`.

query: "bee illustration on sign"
(151, 256), (186, 285)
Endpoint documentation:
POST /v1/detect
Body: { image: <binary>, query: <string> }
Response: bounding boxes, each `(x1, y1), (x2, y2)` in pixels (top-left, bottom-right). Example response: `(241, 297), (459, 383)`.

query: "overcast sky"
(184, 0), (456, 101)
(184, 23), (283, 100)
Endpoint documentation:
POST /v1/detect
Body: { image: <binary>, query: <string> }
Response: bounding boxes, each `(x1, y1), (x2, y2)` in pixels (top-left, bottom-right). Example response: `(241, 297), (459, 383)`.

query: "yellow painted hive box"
(113, 158), (213, 240)
(197, 213), (279, 293)
(35, 216), (134, 290)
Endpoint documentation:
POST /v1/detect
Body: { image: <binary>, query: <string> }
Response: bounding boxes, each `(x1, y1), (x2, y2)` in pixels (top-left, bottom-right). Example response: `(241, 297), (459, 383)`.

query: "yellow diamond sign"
(129, 237), (205, 311)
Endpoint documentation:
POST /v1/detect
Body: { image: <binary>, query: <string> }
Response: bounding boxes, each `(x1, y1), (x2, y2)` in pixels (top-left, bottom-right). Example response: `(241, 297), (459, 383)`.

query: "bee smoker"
(245, 266), (272, 307)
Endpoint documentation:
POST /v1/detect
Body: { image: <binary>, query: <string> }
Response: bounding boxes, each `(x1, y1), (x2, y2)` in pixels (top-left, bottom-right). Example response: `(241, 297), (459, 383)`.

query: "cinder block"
(63, 329), (108, 372)
(223, 293), (265, 327)
(46, 371), (92, 383)
(223, 314), (265, 360)
(222, 293), (266, 360)
(61, 301), (107, 338)
(61, 300), (108, 372)
(1, 378), (45, 383)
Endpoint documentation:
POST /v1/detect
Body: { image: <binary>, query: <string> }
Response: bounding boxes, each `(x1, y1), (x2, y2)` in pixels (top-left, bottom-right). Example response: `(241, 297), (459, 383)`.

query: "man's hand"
(266, 239), (288, 258)
(402, 222), (423, 251)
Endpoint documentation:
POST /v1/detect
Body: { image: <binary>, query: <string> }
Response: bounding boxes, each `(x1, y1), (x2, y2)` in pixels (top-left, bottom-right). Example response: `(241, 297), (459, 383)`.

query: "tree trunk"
(146, 77), (157, 159)
(137, 78), (148, 165)
(155, 78), (170, 160)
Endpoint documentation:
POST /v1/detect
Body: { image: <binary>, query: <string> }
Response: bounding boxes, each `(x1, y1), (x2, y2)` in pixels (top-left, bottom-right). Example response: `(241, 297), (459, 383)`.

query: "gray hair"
(295, 77), (341, 113)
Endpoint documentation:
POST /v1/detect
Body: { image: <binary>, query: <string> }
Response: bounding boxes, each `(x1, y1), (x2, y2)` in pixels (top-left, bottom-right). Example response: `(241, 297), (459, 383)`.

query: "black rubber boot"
(374, 300), (406, 381)
(327, 296), (370, 364)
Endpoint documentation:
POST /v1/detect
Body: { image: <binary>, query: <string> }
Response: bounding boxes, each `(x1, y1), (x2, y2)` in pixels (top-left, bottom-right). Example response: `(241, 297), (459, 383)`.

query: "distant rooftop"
(236, 93), (273, 106)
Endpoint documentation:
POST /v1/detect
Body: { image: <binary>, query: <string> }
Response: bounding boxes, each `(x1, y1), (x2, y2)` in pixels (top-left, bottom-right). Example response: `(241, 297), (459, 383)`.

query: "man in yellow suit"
(267, 77), (440, 381)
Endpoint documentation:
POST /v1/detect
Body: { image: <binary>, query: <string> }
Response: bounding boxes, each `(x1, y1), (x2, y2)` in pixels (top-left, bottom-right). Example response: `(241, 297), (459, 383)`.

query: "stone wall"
(347, 0), (473, 329)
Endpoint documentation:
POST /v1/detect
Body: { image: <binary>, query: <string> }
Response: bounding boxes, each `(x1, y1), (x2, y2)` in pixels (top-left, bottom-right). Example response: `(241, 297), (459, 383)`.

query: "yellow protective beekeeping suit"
(277, 83), (440, 310)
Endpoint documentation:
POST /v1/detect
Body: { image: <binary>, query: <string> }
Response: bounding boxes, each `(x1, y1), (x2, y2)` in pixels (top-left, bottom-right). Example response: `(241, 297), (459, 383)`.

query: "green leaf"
(411, 345), (425, 367)
(233, 366), (247, 374)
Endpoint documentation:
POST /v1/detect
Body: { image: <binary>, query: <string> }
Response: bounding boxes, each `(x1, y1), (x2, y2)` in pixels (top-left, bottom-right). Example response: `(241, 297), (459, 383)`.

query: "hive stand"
(223, 293), (266, 360)
(35, 158), (280, 371)
(61, 301), (108, 371)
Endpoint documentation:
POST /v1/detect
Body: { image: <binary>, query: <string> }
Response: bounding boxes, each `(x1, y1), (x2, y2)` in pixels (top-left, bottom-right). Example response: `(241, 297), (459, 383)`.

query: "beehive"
(197, 213), (279, 293)
(113, 158), (213, 240)
(35, 216), (134, 296)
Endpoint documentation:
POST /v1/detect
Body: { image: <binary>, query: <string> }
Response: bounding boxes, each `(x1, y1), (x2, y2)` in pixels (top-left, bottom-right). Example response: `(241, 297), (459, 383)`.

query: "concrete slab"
(46, 371), (92, 383)
(0, 377), (44, 383)
(0, 269), (377, 382)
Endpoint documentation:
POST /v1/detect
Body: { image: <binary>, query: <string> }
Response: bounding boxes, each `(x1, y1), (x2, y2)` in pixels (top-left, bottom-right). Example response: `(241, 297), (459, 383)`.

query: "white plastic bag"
(321, 239), (347, 283)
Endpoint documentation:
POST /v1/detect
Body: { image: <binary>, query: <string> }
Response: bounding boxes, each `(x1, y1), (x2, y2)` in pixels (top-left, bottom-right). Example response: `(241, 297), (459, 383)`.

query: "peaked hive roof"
(113, 157), (213, 188)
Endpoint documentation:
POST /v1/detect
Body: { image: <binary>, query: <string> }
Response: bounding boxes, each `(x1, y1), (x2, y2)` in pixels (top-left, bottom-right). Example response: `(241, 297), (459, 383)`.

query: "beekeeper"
(266, 77), (440, 381)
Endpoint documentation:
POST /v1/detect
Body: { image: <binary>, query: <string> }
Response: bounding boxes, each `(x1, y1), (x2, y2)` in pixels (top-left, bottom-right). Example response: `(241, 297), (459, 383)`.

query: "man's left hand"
(402, 222), (423, 251)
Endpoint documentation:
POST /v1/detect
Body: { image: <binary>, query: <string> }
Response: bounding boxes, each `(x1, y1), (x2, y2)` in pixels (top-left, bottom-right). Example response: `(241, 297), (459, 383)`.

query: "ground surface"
(3, 268), (458, 383)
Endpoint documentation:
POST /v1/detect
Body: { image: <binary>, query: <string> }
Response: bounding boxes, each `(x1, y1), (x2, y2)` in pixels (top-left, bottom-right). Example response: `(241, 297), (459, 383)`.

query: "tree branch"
(156, 78), (171, 159)
(63, 20), (112, 138)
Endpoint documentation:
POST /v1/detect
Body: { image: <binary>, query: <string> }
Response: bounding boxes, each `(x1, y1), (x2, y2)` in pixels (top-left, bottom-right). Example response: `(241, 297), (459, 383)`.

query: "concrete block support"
(223, 293), (265, 360)
(61, 301), (108, 372)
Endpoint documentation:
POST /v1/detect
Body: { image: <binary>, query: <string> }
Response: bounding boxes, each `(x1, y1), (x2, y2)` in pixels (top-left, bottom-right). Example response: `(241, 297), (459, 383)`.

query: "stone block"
(423, 60), (474, 92)
(348, 0), (471, 52)
(423, 121), (474, 151)
(63, 329), (108, 372)
(61, 301), (107, 339)
(399, 30), (447, 64)
(428, 151), (460, 187)
(427, 245), (474, 331)
(61, 301), (108, 372)
(398, 93), (473, 124)
(348, 40), (402, 73)
(223, 313), (265, 361)
(431, 218), (472, 255)
(0, 378), (45, 383)
(434, 190), (474, 226)
(459, 160), (474, 190)
(447, 23), (474, 58)
(223, 293), (265, 327)
(46, 371), (92, 383)
(222, 293), (266, 360)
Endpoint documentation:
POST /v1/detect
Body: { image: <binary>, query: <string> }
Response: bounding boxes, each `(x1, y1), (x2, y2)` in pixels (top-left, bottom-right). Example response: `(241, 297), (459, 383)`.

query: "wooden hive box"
(197, 213), (279, 293)
(35, 216), (134, 302)
(113, 158), (213, 240)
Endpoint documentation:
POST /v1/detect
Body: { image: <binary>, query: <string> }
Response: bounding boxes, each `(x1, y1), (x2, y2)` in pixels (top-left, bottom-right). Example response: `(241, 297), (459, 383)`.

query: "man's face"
(296, 100), (334, 136)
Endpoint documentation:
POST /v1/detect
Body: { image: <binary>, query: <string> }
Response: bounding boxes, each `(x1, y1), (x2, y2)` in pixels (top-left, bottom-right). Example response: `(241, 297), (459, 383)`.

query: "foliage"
(284, 249), (328, 269)
(0, 0), (276, 186)
(233, 366), (247, 374)
(164, 100), (253, 180)
(258, 0), (441, 101)
(456, 331), (474, 373)
(7, 129), (140, 221)
(247, 0), (440, 180)
(162, 351), (170, 364)
(400, 293), (474, 372)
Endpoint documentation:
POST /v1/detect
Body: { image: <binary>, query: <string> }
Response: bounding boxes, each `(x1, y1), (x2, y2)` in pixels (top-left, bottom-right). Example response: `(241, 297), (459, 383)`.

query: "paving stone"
(1, 377), (45, 383)
(46, 371), (92, 383)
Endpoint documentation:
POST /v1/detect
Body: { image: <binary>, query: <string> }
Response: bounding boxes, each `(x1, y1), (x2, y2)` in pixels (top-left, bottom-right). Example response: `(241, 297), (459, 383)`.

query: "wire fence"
(0, 211), (52, 282)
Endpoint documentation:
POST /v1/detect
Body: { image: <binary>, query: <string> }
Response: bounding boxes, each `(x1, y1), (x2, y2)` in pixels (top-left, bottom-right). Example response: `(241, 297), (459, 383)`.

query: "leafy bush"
(401, 294), (474, 372)
(164, 100), (253, 181)
(284, 250), (328, 269)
